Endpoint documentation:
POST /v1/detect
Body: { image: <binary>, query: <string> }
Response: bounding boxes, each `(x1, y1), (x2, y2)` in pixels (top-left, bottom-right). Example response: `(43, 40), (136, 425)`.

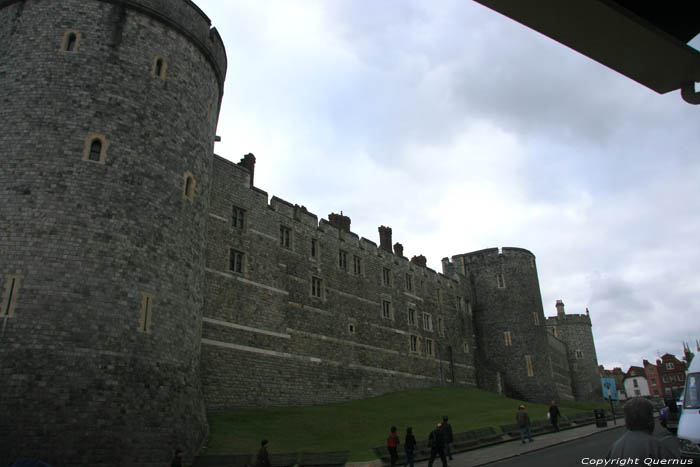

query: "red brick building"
(656, 354), (686, 399)
(643, 359), (662, 398)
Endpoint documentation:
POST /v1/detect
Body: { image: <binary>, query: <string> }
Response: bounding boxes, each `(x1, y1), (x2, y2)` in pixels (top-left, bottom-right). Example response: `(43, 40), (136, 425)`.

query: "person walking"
(441, 416), (454, 460)
(387, 426), (400, 467)
(548, 400), (561, 432)
(427, 423), (448, 467)
(516, 405), (533, 443)
(404, 427), (416, 467)
(255, 439), (271, 467)
(606, 398), (679, 461)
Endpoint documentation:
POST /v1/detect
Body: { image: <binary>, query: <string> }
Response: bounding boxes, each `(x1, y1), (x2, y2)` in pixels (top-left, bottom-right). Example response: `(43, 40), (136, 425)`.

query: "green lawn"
(204, 386), (614, 461)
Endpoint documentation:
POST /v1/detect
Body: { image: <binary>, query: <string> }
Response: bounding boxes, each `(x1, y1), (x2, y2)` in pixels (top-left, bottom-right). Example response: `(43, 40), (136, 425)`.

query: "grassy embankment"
(204, 386), (615, 461)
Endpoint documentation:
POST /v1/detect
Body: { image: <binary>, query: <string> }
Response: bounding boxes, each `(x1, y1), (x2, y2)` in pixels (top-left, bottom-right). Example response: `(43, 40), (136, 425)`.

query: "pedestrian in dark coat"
(387, 426), (400, 467)
(549, 400), (561, 432)
(427, 423), (447, 467)
(404, 427), (416, 467)
(255, 440), (271, 467)
(516, 405), (533, 443)
(441, 416), (453, 460)
(171, 449), (184, 467)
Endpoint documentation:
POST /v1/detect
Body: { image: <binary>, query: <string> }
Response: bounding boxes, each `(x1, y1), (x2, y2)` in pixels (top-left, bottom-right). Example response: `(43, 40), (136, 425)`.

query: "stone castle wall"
(0, 0), (225, 464)
(200, 156), (478, 408)
(547, 334), (575, 401)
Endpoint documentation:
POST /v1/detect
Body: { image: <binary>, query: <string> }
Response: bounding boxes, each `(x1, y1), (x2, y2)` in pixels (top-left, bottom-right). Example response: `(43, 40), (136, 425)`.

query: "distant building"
(624, 366), (650, 398)
(656, 354), (687, 399)
(599, 365), (627, 400)
(600, 376), (620, 401)
(643, 359), (662, 398)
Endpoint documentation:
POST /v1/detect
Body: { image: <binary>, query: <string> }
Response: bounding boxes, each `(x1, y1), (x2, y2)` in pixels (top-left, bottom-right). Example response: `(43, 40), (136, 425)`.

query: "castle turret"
(545, 302), (602, 401)
(0, 0), (226, 463)
(453, 248), (555, 402)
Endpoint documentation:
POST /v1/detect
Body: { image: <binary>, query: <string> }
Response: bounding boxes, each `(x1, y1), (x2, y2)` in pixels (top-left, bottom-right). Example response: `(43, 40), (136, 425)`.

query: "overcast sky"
(194, 0), (700, 374)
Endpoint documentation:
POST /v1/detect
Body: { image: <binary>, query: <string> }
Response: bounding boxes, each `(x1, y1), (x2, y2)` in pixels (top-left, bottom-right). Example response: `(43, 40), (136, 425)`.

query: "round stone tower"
(453, 248), (556, 402)
(0, 0), (226, 464)
(546, 301), (602, 401)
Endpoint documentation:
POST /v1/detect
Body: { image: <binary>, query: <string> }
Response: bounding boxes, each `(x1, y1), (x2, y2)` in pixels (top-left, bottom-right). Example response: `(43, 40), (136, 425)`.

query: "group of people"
(386, 416), (454, 467)
(516, 400), (561, 443)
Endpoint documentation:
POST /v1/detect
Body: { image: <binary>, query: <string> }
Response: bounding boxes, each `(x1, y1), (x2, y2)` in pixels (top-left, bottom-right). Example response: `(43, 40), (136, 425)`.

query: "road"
(486, 422), (678, 467)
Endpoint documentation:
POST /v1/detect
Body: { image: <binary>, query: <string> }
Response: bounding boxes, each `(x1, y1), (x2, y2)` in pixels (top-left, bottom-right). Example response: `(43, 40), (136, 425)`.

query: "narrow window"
(552, 326), (558, 337)
(183, 172), (195, 201)
(463, 342), (470, 354)
(229, 249), (244, 273)
(83, 134), (107, 164)
(575, 349), (583, 359)
(2, 275), (23, 317)
(311, 239), (318, 258)
(504, 331), (512, 346)
(407, 307), (416, 326)
(232, 206), (246, 229)
(280, 226), (291, 248)
(422, 312), (433, 331)
(138, 293), (154, 333)
(152, 56), (167, 79)
(60, 30), (80, 52)
(338, 250), (348, 271)
(496, 273), (506, 288)
(382, 267), (391, 286)
(311, 277), (323, 298)
(437, 316), (445, 337)
(409, 334), (419, 353)
(382, 300), (392, 320)
(425, 338), (435, 357)
(466, 300), (472, 315)
(666, 362), (674, 370)
(353, 255), (362, 275)
(405, 274), (413, 292)
(633, 379), (638, 388)
(457, 297), (464, 312)
(525, 355), (534, 377)
(533, 312), (540, 326)
(348, 323), (356, 335)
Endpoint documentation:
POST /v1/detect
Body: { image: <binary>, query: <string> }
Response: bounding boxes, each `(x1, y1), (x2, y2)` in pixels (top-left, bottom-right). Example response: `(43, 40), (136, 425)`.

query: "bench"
(271, 453), (301, 467)
(192, 454), (252, 467)
(298, 450), (349, 467)
(568, 411), (596, 425)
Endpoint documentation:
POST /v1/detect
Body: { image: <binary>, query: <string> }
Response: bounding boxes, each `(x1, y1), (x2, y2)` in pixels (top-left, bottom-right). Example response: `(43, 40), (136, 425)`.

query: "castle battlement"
(546, 314), (592, 326)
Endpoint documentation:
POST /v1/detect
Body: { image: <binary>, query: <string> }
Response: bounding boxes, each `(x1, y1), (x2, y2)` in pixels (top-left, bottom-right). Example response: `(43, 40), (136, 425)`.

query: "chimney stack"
(238, 153), (256, 186)
(412, 255), (427, 267)
(556, 299), (565, 317)
(378, 226), (392, 252)
(393, 242), (404, 257)
(328, 212), (351, 232)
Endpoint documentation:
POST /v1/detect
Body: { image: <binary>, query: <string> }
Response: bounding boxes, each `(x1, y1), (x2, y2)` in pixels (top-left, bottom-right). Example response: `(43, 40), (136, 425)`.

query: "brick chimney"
(411, 255), (427, 267)
(238, 153), (256, 186)
(393, 242), (404, 257)
(378, 226), (392, 252)
(556, 299), (565, 317)
(328, 212), (351, 232)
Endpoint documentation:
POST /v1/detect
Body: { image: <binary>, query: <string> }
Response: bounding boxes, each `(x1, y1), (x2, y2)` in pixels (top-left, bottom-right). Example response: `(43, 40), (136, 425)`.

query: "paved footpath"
(348, 422), (623, 467)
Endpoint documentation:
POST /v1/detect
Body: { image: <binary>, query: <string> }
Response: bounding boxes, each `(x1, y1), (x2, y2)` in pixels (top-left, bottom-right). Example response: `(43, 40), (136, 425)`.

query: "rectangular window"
(280, 226), (291, 248)
(138, 292), (154, 333)
(670, 375), (676, 382)
(679, 374), (684, 382)
(422, 312), (433, 331)
(409, 334), (419, 353)
(382, 267), (391, 286)
(497, 273), (506, 288)
(339, 250), (348, 271)
(634, 389), (641, 396)
(633, 379), (639, 388)
(466, 300), (472, 315)
(407, 307), (416, 326)
(663, 376), (670, 383)
(382, 300), (392, 320)
(2, 274), (23, 317)
(463, 342), (469, 354)
(525, 355), (534, 377)
(229, 249), (244, 273)
(533, 313), (540, 326)
(651, 378), (656, 385)
(311, 277), (323, 298)
(425, 338), (435, 357)
(666, 362), (674, 370)
(504, 331), (512, 346)
(405, 274), (413, 292)
(352, 255), (363, 275)
(576, 349), (583, 359)
(552, 326), (558, 337)
(232, 206), (246, 229)
(457, 296), (464, 312)
(311, 238), (318, 258)
(437, 316), (445, 337)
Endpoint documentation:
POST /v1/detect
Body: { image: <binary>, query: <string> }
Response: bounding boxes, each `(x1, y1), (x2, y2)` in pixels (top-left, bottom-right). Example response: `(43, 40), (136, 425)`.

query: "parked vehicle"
(677, 356), (700, 459)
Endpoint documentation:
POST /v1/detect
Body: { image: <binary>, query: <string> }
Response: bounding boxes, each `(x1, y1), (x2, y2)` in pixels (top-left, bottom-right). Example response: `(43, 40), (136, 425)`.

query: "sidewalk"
(348, 422), (623, 467)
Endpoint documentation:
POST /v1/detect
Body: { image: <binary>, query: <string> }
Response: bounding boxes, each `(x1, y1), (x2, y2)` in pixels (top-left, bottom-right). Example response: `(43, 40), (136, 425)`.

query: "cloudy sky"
(194, 0), (700, 373)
